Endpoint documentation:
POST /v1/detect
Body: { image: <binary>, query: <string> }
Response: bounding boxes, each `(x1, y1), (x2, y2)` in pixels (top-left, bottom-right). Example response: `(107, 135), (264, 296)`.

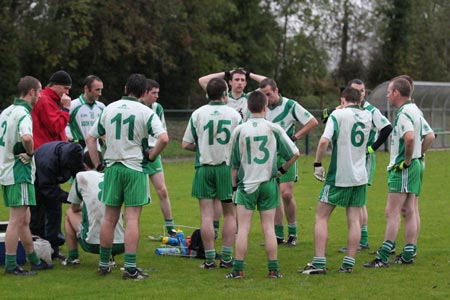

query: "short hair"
(145, 79), (160, 91)
(347, 78), (365, 87)
(230, 69), (246, 80)
(83, 75), (102, 90)
(206, 78), (227, 100)
(247, 91), (267, 113)
(259, 78), (278, 90)
(390, 78), (411, 97)
(83, 151), (103, 170)
(393, 75), (414, 96)
(341, 87), (361, 104)
(125, 74), (147, 98)
(17, 76), (40, 98)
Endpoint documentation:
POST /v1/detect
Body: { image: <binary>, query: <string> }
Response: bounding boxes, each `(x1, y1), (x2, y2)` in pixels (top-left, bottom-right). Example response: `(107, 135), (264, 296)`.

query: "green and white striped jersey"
(68, 170), (124, 244)
(388, 102), (432, 170)
(183, 101), (242, 167)
(362, 100), (391, 145)
(323, 105), (372, 187)
(0, 98), (35, 185)
(69, 94), (105, 143)
(266, 96), (314, 136)
(89, 96), (166, 172)
(229, 117), (299, 193)
(227, 91), (249, 121)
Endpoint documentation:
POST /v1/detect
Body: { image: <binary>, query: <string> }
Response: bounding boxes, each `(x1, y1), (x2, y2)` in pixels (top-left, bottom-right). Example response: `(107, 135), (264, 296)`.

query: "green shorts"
(78, 237), (124, 255)
(2, 182), (36, 207)
(236, 179), (279, 211)
(277, 156), (298, 183)
(318, 184), (367, 207)
(143, 155), (163, 176)
(366, 153), (376, 186)
(388, 159), (422, 195)
(192, 164), (232, 201)
(102, 163), (150, 207)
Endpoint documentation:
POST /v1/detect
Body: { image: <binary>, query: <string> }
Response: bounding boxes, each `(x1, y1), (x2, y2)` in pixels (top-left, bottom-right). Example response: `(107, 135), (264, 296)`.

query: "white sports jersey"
(89, 96), (166, 172)
(227, 92), (248, 121)
(388, 102), (431, 169)
(229, 117), (298, 193)
(266, 96), (314, 136)
(0, 98), (35, 185)
(183, 101), (242, 167)
(68, 170), (124, 244)
(363, 100), (391, 145)
(69, 94), (105, 143)
(147, 102), (166, 147)
(323, 105), (372, 187)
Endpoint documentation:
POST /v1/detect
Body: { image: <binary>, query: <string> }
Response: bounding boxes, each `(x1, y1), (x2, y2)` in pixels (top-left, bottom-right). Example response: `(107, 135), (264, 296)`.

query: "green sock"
(5, 254), (17, 271)
(99, 246), (112, 268)
(268, 259), (279, 271)
(275, 224), (284, 240)
(165, 219), (174, 232)
(287, 223), (297, 237)
(221, 245), (232, 261)
(68, 249), (79, 260)
(312, 256), (326, 269)
(402, 244), (415, 261)
(124, 253), (137, 271)
(341, 256), (355, 269)
(27, 250), (40, 265)
(233, 259), (244, 272)
(377, 240), (394, 262)
(204, 249), (216, 264)
(360, 224), (368, 246)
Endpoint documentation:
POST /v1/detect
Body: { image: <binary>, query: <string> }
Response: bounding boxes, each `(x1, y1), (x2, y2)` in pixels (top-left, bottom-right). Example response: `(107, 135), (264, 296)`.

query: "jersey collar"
(208, 100), (226, 105)
(13, 98), (32, 112)
(121, 96), (139, 102)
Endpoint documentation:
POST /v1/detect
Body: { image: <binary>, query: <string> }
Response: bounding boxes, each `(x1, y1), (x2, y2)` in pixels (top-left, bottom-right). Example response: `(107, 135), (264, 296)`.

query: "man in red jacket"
(32, 70), (72, 150)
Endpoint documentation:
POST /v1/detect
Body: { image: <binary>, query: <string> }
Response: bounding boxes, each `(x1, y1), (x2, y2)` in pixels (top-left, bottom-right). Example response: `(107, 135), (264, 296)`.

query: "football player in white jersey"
(300, 87), (372, 274)
(259, 78), (318, 247)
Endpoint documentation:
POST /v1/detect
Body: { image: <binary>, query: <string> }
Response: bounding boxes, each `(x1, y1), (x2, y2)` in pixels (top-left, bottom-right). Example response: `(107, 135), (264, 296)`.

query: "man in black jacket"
(30, 141), (84, 259)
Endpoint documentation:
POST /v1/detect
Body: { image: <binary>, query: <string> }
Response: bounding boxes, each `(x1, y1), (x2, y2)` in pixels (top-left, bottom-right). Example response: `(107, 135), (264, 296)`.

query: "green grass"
(0, 150), (449, 300)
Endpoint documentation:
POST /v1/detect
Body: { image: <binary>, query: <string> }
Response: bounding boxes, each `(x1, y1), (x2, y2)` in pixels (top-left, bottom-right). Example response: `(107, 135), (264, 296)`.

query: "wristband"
(290, 135), (297, 142)
(26, 152), (34, 157)
(367, 145), (374, 154)
(232, 186), (237, 192)
(278, 166), (287, 174)
(96, 163), (105, 172)
(313, 162), (322, 167)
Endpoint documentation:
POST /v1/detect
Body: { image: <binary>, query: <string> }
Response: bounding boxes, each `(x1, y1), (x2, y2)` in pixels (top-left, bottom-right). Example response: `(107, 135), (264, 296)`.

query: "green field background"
(0, 151), (449, 299)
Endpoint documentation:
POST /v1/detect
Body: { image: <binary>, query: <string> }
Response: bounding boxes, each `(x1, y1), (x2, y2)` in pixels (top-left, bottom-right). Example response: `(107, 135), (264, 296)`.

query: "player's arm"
(198, 72), (226, 91)
(181, 141), (196, 152)
(292, 117), (319, 141)
(402, 131), (414, 166)
(248, 72), (267, 83)
(421, 132), (435, 155)
(17, 134), (35, 164)
(280, 150), (300, 174)
(70, 203), (82, 213)
(313, 137), (329, 181)
(146, 132), (169, 161)
(369, 124), (393, 152)
(86, 134), (102, 170)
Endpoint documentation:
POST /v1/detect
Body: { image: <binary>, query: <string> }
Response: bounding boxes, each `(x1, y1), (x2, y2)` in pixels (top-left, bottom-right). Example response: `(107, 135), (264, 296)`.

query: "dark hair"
(83, 151), (103, 170)
(341, 87), (361, 104)
(125, 74), (147, 98)
(247, 91), (267, 113)
(17, 76), (40, 98)
(230, 69), (246, 80)
(390, 78), (411, 97)
(392, 75), (414, 96)
(83, 75), (102, 90)
(347, 78), (365, 87)
(259, 78), (277, 90)
(206, 78), (227, 100)
(146, 79), (160, 91)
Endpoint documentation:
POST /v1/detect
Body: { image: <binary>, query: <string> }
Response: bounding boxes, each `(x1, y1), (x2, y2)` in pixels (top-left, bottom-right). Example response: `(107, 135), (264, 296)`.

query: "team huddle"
(0, 69), (434, 280)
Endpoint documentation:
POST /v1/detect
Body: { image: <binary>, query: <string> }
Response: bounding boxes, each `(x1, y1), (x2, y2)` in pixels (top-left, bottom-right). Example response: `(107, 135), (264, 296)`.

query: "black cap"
(49, 70), (72, 86)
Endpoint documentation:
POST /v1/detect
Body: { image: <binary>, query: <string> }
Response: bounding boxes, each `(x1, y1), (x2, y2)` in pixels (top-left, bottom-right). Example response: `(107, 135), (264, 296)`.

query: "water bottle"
(176, 232), (188, 255)
(162, 236), (180, 246)
(154, 247), (181, 255)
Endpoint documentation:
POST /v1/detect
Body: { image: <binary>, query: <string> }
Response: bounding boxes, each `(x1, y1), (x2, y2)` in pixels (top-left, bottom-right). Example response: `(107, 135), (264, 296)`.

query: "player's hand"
(61, 94), (71, 109)
(313, 163), (325, 182)
(17, 153), (33, 164)
(394, 161), (409, 171)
